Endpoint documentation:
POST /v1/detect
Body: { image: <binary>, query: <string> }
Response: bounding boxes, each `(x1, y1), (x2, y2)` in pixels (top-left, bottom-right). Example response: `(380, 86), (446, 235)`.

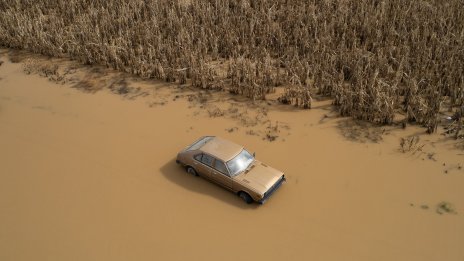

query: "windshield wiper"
(243, 160), (256, 174)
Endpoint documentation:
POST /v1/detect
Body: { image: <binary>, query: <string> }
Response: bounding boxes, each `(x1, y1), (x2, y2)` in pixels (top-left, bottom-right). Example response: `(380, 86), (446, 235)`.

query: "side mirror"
(253, 152), (256, 157)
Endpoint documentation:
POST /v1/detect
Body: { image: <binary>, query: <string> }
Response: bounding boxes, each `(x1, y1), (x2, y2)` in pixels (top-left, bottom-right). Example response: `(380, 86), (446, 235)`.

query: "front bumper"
(259, 175), (286, 204)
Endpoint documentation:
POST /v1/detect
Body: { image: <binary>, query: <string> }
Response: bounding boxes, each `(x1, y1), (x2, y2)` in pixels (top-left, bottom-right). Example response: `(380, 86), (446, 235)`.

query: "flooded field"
(0, 49), (463, 261)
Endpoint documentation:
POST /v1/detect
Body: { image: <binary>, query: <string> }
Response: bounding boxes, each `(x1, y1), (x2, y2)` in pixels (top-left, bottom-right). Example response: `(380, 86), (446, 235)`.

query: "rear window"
(185, 136), (214, 151)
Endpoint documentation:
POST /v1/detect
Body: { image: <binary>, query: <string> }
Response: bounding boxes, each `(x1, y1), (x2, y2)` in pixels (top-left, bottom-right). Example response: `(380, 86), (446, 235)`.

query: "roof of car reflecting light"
(200, 136), (244, 162)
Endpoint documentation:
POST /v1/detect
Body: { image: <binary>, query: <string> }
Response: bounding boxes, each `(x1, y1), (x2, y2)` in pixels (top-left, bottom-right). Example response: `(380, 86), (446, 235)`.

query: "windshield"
(226, 149), (254, 177)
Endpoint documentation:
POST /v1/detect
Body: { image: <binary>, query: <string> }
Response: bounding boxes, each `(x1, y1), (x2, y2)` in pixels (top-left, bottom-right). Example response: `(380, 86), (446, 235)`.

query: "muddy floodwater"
(1, 50), (463, 260)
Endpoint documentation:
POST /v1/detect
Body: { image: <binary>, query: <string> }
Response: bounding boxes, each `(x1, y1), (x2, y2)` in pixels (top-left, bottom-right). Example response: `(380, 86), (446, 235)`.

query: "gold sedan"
(176, 136), (285, 204)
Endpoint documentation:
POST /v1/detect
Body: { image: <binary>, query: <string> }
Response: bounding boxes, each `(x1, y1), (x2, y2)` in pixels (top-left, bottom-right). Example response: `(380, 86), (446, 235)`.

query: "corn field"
(1, 0), (463, 131)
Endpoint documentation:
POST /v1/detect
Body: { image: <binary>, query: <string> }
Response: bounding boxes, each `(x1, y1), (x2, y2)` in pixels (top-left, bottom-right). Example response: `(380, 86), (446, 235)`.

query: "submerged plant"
(436, 201), (458, 215)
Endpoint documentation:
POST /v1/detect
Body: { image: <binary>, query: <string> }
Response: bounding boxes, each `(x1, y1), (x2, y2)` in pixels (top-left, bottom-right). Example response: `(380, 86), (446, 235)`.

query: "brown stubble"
(0, 1), (462, 132)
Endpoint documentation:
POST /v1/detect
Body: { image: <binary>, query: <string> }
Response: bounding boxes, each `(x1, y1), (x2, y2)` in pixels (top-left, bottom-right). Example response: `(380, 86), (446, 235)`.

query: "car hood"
(234, 160), (284, 195)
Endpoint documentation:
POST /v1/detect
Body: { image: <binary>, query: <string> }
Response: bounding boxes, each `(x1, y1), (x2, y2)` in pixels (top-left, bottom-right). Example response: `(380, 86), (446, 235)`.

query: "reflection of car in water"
(176, 136), (286, 204)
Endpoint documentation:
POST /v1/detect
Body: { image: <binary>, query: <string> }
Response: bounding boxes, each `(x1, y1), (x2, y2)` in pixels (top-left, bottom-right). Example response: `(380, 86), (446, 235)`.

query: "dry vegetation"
(0, 0), (463, 131)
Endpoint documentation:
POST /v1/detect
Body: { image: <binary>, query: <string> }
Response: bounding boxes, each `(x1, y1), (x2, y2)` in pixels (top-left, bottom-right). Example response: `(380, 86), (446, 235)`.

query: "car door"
(193, 153), (214, 177)
(209, 158), (233, 191)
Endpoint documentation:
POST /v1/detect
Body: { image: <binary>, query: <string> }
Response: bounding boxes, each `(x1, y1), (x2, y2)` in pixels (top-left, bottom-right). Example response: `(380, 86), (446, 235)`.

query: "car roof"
(200, 136), (243, 162)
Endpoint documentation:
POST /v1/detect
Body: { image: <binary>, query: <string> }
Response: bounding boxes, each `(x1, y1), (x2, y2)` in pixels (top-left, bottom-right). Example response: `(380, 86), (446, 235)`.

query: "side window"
(214, 159), (229, 176)
(194, 154), (202, 161)
(201, 154), (214, 167)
